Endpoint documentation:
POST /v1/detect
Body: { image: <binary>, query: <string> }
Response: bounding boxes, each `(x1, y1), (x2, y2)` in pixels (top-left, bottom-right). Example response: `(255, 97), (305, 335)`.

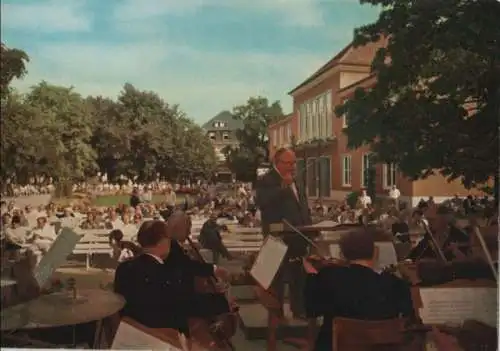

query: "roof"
(288, 37), (388, 95)
(268, 113), (293, 130)
(202, 110), (243, 131)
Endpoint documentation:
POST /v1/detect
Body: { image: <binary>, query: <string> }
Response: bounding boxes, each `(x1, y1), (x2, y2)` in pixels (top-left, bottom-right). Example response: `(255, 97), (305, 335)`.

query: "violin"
(185, 237), (238, 350)
(305, 254), (349, 271)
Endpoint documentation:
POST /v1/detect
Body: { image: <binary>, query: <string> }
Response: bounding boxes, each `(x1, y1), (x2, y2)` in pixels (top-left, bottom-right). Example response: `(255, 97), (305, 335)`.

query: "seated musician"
(114, 220), (228, 337)
(392, 215), (410, 243)
(164, 211), (231, 283)
(198, 213), (232, 264)
(304, 230), (414, 351)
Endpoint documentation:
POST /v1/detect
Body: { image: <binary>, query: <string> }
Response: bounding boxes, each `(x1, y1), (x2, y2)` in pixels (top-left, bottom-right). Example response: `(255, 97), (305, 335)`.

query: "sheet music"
(312, 220), (338, 228)
(111, 321), (182, 350)
(329, 242), (397, 270)
(375, 242), (398, 270)
(419, 287), (498, 327)
(329, 244), (341, 259)
(33, 227), (82, 288)
(250, 236), (288, 290)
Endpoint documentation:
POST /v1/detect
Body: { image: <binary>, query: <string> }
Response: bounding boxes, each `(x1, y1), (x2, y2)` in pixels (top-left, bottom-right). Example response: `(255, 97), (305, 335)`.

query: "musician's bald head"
(166, 211), (192, 242)
(273, 148), (296, 178)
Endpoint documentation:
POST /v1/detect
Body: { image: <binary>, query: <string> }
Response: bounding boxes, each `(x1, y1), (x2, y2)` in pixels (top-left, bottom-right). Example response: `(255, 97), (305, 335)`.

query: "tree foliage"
(224, 96), (285, 182)
(336, 0), (500, 189)
(1, 43), (29, 99)
(1, 47), (217, 186)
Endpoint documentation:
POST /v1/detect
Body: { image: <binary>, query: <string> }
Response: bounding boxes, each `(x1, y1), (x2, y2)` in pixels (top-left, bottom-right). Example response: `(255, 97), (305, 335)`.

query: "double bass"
(185, 237), (238, 350)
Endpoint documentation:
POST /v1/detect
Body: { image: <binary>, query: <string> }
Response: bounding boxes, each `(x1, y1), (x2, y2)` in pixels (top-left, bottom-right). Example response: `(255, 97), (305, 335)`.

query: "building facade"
(269, 39), (484, 206)
(202, 111), (243, 182)
(268, 114), (296, 159)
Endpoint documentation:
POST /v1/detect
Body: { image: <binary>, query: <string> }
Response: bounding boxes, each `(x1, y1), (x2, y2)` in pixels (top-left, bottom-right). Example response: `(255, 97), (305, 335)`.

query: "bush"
(346, 191), (360, 208)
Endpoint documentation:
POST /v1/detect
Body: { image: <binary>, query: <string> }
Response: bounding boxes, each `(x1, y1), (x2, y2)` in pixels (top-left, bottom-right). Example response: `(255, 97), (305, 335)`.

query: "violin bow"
(472, 226), (498, 282)
(281, 219), (330, 260)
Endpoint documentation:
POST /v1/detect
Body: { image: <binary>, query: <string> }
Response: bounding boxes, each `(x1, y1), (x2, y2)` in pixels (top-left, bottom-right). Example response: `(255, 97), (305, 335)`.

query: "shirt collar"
(145, 253), (163, 264)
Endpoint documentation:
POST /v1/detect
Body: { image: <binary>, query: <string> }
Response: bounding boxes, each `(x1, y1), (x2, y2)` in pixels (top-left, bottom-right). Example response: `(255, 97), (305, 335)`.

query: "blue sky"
(1, 0), (379, 124)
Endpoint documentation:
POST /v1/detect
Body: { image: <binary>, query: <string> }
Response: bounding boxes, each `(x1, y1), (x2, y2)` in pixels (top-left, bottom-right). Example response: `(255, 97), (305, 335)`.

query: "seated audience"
(109, 229), (141, 263)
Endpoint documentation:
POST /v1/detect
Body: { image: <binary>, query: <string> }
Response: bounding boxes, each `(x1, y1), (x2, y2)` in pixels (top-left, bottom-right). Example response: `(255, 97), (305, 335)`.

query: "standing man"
(165, 186), (177, 211)
(255, 147), (314, 318)
(389, 185), (401, 209)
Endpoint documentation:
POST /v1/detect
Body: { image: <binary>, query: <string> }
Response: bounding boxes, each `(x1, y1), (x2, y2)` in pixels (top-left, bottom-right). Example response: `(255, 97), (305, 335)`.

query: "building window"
(208, 132), (216, 140)
(361, 153), (371, 188)
(213, 121), (227, 128)
(383, 163), (397, 189)
(341, 98), (348, 128)
(272, 129), (278, 146)
(341, 155), (352, 187)
(279, 126), (284, 146)
(319, 156), (331, 197)
(307, 158), (317, 197)
(286, 123), (292, 144)
(326, 91), (332, 137)
(222, 132), (229, 141)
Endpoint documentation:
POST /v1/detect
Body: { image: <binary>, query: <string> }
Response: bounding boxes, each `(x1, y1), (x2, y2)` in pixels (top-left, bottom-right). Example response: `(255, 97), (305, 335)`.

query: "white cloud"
(13, 41), (328, 122)
(113, 0), (325, 28)
(0, 0), (92, 32)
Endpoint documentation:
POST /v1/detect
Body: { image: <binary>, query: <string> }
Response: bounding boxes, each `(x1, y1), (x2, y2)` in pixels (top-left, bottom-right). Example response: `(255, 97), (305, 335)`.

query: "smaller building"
(202, 111), (243, 182)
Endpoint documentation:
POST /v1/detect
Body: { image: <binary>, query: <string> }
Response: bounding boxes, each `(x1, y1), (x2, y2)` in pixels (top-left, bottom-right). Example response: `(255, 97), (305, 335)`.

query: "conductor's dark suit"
(255, 168), (313, 316)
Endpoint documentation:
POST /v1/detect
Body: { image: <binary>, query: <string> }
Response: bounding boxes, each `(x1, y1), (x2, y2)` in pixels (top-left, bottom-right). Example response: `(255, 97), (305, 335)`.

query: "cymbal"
(1, 289), (125, 330)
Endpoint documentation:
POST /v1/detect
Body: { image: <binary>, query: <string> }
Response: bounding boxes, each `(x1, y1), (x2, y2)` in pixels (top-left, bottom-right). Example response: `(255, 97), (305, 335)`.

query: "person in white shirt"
(389, 185), (401, 208)
(358, 189), (372, 209)
(165, 187), (177, 209)
(142, 186), (153, 203)
(106, 210), (124, 230)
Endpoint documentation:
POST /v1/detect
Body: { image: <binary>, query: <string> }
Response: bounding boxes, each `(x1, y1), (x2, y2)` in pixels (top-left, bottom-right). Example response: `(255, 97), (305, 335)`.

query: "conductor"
(255, 147), (314, 318)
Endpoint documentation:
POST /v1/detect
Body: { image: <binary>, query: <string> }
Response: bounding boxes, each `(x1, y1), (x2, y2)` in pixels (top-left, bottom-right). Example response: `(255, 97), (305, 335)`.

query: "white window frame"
(341, 98), (348, 128)
(361, 153), (371, 188)
(341, 154), (352, 187)
(279, 126), (284, 147)
(383, 163), (397, 189)
(272, 129), (278, 146)
(286, 123), (292, 144)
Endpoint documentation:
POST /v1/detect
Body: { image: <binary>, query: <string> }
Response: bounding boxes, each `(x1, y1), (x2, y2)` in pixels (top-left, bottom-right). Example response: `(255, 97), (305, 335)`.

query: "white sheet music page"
(329, 244), (341, 259)
(33, 227), (82, 288)
(375, 242), (398, 270)
(112, 321), (182, 350)
(250, 236), (288, 290)
(419, 287), (498, 327)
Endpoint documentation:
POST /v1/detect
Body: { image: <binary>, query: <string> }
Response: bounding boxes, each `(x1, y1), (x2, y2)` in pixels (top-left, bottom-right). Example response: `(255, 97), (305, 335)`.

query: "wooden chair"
(332, 317), (408, 351)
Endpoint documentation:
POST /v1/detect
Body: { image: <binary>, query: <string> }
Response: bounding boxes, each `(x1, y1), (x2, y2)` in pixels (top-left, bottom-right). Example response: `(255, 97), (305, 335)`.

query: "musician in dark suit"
(255, 147), (314, 318)
(114, 220), (228, 336)
(199, 213), (232, 264)
(304, 229), (414, 351)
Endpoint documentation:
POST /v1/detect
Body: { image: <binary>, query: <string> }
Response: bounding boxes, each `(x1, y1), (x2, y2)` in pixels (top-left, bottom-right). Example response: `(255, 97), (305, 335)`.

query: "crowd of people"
(1, 153), (497, 350)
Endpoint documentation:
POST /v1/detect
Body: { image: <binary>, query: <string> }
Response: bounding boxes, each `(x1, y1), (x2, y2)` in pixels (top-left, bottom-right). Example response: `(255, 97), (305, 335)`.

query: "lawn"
(91, 194), (186, 207)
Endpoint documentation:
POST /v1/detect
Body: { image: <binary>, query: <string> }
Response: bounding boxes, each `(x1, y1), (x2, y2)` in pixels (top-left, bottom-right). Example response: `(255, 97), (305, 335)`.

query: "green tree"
(0, 91), (45, 183)
(89, 83), (217, 182)
(25, 82), (97, 195)
(1, 43), (29, 99)
(225, 96), (285, 181)
(336, 0), (500, 192)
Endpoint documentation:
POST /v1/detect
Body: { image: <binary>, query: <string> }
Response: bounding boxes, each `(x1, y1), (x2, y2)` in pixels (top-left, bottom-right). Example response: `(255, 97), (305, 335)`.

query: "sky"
(1, 0), (379, 124)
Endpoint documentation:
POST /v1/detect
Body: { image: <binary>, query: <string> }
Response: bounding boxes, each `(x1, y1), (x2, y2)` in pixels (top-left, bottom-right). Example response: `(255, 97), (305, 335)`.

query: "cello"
(185, 237), (238, 350)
